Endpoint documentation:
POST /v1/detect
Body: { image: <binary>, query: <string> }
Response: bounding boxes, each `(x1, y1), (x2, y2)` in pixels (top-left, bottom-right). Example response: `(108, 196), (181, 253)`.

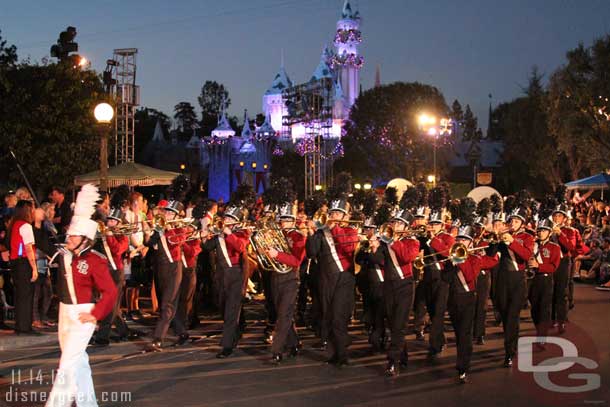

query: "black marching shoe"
(475, 336), (485, 345)
(148, 339), (163, 352)
(427, 349), (439, 361)
(458, 371), (468, 384)
(216, 348), (233, 359)
(177, 333), (190, 346)
(325, 354), (339, 365)
(271, 353), (282, 365)
(385, 361), (398, 377)
(558, 323), (566, 335)
(504, 357), (513, 368)
(415, 330), (425, 341)
(312, 341), (328, 351)
(335, 358), (350, 369)
(288, 346), (299, 358)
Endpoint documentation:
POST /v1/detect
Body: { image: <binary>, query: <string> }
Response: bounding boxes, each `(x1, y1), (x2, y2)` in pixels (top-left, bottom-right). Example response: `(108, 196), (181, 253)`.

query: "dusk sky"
(4, 0), (610, 132)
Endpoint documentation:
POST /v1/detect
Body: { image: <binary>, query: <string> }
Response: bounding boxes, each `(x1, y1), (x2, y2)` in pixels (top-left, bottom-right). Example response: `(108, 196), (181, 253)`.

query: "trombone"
(377, 223), (427, 243)
(413, 242), (491, 270)
(312, 212), (363, 229)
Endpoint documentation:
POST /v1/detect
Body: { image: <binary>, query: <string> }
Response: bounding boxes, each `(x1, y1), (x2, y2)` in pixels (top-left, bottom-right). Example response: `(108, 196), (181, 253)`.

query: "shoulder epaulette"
(90, 249), (108, 260)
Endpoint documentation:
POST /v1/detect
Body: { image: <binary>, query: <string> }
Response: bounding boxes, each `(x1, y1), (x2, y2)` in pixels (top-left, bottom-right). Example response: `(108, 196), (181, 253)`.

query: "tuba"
(249, 220), (293, 274)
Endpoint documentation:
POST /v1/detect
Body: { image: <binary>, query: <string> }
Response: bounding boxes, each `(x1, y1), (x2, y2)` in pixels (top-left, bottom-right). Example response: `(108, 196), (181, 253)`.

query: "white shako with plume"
(67, 184), (100, 240)
(60, 183), (100, 306)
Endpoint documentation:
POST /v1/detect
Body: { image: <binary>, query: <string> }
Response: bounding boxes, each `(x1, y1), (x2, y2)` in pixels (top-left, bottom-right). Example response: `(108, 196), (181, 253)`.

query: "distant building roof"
(449, 139), (504, 168)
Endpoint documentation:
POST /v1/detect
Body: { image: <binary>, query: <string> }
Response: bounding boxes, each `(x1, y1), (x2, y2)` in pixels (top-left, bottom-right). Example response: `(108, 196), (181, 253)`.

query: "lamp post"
(418, 114), (452, 187)
(94, 102), (114, 191)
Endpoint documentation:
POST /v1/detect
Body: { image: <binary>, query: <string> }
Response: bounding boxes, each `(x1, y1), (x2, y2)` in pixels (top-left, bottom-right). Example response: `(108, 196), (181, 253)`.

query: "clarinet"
(526, 241), (540, 280)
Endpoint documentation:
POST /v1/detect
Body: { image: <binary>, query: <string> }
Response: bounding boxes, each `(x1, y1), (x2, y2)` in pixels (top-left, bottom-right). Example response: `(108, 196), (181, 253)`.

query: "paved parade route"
(1, 283), (608, 407)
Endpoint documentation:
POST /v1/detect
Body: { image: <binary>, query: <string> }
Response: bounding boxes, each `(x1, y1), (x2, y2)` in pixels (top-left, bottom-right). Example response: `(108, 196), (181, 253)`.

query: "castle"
(204, 0), (363, 201)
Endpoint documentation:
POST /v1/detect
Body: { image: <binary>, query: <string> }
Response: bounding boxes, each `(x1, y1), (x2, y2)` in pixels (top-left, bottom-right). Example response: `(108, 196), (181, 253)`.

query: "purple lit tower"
(332, 0), (363, 108)
(206, 109), (235, 203)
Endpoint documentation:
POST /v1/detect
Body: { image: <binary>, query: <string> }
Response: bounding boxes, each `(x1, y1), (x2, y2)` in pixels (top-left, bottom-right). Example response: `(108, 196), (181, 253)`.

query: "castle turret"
(262, 62), (293, 136)
(333, 0), (363, 108)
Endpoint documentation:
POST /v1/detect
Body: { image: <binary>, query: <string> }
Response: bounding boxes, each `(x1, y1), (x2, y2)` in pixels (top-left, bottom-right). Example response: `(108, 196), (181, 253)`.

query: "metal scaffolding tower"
(111, 48), (139, 164)
(282, 78), (334, 198)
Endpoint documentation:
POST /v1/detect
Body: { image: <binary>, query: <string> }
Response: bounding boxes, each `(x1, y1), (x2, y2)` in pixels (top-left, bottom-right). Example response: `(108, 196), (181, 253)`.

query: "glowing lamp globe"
(94, 103), (114, 124)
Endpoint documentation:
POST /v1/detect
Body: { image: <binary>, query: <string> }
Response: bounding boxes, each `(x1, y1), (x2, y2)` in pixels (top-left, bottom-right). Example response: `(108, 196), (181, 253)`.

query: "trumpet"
(482, 227), (513, 244)
(97, 220), (140, 236)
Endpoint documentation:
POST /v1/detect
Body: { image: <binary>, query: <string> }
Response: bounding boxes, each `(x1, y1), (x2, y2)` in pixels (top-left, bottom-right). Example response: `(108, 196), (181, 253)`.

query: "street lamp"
(363, 183), (372, 190)
(314, 185), (323, 191)
(354, 183), (362, 190)
(94, 102), (114, 191)
(418, 112), (452, 187)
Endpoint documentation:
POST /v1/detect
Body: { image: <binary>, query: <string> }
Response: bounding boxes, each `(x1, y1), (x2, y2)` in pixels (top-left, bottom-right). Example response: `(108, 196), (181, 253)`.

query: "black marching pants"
(384, 278), (414, 362)
(321, 272), (355, 360)
(413, 279), (427, 332)
(262, 268), (277, 328)
(529, 273), (553, 336)
(495, 269), (526, 358)
(448, 291), (476, 374)
(552, 257), (571, 323)
(427, 279), (449, 353)
(153, 260), (183, 340)
(473, 270), (491, 338)
(368, 281), (385, 348)
(11, 259), (34, 333)
(174, 266), (196, 336)
(270, 271), (299, 354)
(216, 266), (244, 349)
(98, 267), (128, 340)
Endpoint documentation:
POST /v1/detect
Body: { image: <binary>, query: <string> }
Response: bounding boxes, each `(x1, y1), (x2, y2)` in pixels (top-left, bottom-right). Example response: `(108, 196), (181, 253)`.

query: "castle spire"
(241, 109), (253, 138)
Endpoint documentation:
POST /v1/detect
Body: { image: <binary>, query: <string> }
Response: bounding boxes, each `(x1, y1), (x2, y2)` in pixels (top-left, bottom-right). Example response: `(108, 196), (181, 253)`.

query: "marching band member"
(191, 199), (218, 328)
(261, 204), (278, 344)
(424, 201), (455, 359)
(265, 202), (306, 364)
(174, 224), (202, 344)
(528, 218), (561, 341)
(355, 217), (385, 353)
(370, 209), (420, 376)
(146, 200), (189, 351)
(445, 223), (498, 384)
(306, 198), (358, 367)
(551, 203), (577, 334)
(495, 206), (534, 367)
(202, 206), (250, 359)
(412, 205), (429, 341)
(488, 195), (505, 326)
(472, 215), (492, 345)
(46, 184), (117, 407)
(94, 206), (129, 345)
